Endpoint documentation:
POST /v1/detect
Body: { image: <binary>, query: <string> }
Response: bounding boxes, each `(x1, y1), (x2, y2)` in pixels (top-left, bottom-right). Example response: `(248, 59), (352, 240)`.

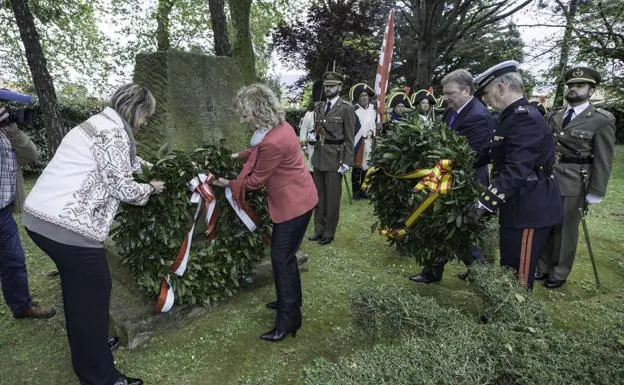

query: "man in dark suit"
(409, 69), (495, 284)
(467, 60), (563, 290)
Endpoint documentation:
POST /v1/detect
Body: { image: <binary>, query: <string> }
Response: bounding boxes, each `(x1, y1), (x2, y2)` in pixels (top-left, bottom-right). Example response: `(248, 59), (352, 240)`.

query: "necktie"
(562, 108), (574, 128)
(325, 101), (332, 114)
(448, 111), (458, 128)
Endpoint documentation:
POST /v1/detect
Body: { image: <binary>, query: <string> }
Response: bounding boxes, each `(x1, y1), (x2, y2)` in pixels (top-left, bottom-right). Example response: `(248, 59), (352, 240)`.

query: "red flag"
(374, 10), (395, 123)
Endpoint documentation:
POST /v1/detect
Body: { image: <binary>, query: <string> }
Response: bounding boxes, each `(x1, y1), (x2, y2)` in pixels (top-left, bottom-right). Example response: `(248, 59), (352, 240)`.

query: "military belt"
(558, 154), (593, 164)
(324, 139), (344, 145)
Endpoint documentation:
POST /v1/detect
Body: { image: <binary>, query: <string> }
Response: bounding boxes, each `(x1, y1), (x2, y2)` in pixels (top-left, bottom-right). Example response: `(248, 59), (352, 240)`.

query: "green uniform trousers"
(312, 169), (343, 238)
(539, 194), (584, 280)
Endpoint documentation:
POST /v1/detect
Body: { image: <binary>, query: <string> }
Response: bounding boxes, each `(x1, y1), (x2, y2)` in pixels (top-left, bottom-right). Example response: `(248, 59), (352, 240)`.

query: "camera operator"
(0, 106), (56, 319)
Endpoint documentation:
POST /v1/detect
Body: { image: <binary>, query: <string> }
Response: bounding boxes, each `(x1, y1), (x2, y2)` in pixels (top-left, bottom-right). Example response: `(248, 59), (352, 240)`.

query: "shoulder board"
(339, 99), (353, 107)
(594, 107), (615, 120)
(514, 105), (529, 114)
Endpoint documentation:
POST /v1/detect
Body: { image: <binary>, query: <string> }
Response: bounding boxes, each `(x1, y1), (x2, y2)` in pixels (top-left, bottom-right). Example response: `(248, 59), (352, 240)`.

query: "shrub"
(303, 269), (624, 385)
(111, 145), (272, 306)
(284, 108), (306, 136)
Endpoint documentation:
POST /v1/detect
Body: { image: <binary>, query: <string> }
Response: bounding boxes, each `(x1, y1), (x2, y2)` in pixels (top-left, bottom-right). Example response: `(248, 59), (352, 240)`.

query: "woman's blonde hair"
(236, 83), (285, 129)
(109, 84), (156, 131)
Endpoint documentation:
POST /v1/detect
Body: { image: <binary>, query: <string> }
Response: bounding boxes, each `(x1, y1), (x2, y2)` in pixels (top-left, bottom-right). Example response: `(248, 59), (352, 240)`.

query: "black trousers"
(27, 230), (119, 385)
(271, 210), (312, 331)
(500, 226), (551, 290)
(351, 167), (365, 198)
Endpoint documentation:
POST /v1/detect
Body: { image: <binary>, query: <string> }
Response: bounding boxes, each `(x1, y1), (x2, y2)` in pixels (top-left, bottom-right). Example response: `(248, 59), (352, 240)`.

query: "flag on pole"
(374, 10), (395, 123)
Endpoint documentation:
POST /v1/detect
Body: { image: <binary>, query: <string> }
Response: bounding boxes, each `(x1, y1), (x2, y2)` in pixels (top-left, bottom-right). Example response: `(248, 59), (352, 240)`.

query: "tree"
(208, 0), (232, 56)
(10, 0), (64, 153)
(156, 0), (176, 51)
(551, 0), (580, 107)
(395, 0), (532, 89)
(228, 0), (255, 84)
(272, 0), (392, 91)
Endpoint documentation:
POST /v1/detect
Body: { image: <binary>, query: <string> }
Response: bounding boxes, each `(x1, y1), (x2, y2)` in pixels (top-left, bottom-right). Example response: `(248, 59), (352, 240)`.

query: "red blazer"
(231, 121), (318, 224)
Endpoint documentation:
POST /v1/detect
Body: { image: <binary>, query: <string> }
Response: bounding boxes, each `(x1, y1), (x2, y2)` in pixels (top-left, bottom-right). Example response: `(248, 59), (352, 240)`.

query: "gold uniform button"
(492, 201), (498, 206)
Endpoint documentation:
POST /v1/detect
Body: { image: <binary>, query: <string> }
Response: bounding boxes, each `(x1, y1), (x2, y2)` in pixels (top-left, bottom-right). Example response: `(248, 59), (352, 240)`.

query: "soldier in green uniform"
(308, 71), (356, 245)
(537, 67), (617, 288)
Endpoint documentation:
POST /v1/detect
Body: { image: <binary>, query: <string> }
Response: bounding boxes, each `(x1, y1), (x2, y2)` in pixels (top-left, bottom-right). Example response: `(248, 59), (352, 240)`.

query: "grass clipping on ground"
(366, 116), (488, 265)
(303, 265), (624, 385)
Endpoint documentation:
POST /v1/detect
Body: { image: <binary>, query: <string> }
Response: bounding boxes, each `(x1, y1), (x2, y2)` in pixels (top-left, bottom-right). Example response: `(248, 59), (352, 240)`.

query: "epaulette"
(595, 107), (615, 121)
(514, 105), (529, 114)
(340, 99), (353, 107)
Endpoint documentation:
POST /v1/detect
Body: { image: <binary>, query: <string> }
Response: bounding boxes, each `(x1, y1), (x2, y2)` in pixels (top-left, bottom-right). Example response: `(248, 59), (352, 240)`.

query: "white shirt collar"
(564, 101), (590, 119)
(456, 97), (474, 114)
(327, 95), (340, 106)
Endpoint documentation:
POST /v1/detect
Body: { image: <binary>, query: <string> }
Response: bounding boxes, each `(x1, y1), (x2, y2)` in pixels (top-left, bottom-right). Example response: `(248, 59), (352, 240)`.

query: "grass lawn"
(1, 147), (623, 385)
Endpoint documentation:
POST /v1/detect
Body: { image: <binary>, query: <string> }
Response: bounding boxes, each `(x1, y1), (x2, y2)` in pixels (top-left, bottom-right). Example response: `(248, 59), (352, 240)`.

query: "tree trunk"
(156, 0), (175, 51)
(414, 42), (438, 89)
(10, 0), (64, 154)
(208, 0), (232, 56)
(228, 0), (256, 84)
(553, 0), (579, 108)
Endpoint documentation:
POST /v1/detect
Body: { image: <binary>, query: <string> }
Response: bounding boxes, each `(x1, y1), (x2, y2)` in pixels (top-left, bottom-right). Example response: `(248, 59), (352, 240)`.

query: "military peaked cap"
(473, 60), (520, 95)
(564, 67), (601, 85)
(349, 83), (375, 102)
(323, 71), (344, 86)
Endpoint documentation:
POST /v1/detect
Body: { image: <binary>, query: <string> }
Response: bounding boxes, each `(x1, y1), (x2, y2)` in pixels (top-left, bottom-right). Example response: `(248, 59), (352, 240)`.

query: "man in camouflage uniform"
(537, 67), (617, 289)
(308, 71), (356, 246)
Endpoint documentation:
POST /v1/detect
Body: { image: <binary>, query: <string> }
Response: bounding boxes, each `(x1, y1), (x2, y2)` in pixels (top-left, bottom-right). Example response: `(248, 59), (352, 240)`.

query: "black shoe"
(109, 336), (120, 351)
(457, 271), (470, 281)
(266, 301), (278, 310)
(318, 236), (334, 245)
(259, 328), (297, 342)
(544, 278), (566, 289)
(408, 273), (440, 284)
(534, 272), (549, 281)
(115, 376), (143, 385)
(308, 233), (321, 241)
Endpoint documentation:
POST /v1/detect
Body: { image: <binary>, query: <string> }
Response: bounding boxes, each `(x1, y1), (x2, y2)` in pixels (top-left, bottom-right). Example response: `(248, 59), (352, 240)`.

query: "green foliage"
(596, 102), (624, 144)
(284, 108), (306, 136)
(303, 268), (624, 385)
(111, 145), (271, 306)
(366, 116), (484, 265)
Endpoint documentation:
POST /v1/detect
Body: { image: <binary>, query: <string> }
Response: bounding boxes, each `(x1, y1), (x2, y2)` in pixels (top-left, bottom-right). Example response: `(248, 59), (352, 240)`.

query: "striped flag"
(374, 10), (395, 123)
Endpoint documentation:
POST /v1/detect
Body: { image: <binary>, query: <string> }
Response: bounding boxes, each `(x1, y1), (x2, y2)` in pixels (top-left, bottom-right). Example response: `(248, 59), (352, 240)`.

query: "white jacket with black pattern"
(23, 107), (153, 242)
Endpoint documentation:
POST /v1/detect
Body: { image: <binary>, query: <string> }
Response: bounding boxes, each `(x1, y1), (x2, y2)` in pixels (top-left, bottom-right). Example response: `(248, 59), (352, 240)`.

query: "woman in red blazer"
(213, 83), (318, 342)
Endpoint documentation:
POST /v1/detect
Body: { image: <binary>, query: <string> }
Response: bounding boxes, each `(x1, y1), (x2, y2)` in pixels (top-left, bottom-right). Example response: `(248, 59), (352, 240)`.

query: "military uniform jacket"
(476, 98), (562, 229)
(550, 105), (616, 197)
(312, 97), (356, 171)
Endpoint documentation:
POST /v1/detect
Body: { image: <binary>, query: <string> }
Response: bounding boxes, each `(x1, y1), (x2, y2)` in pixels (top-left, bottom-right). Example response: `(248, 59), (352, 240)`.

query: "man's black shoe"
(457, 271), (470, 281)
(544, 278), (566, 289)
(115, 376), (143, 385)
(534, 271), (549, 281)
(318, 236), (334, 245)
(408, 273), (440, 284)
(266, 301), (278, 310)
(109, 336), (120, 351)
(308, 233), (321, 241)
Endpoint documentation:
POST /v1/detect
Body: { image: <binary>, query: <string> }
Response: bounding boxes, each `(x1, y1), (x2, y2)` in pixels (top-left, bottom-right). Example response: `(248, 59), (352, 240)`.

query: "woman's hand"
(149, 180), (166, 194)
(230, 153), (239, 159)
(212, 177), (230, 187)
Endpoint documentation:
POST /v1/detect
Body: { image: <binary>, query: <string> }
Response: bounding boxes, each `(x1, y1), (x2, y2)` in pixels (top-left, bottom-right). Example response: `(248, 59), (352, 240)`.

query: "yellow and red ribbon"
(363, 160), (454, 240)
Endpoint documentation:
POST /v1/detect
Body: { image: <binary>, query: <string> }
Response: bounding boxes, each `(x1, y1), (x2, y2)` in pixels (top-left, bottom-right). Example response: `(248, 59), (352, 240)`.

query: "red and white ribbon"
(170, 173), (217, 276)
(154, 275), (175, 313)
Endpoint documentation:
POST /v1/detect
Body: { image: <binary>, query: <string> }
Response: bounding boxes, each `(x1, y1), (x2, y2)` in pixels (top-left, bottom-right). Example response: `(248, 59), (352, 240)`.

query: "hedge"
(303, 265), (624, 385)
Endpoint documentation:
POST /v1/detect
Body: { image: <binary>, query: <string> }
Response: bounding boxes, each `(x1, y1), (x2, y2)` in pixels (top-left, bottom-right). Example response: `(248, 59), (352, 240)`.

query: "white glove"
(586, 193), (602, 205)
(337, 163), (350, 175)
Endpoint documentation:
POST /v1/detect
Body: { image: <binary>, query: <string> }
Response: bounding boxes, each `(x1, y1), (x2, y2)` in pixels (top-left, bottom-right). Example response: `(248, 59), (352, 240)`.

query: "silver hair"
(441, 69), (474, 93)
(109, 84), (156, 131)
(490, 72), (524, 93)
(236, 83), (285, 129)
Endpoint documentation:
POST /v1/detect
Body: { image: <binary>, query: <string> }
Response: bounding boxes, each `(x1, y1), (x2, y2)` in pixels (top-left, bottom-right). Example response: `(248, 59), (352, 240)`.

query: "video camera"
(0, 88), (35, 125)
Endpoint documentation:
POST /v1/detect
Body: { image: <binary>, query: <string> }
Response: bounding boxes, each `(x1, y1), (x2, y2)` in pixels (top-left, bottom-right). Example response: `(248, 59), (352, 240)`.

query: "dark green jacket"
(2, 129), (39, 213)
(312, 97), (356, 171)
(551, 104), (616, 197)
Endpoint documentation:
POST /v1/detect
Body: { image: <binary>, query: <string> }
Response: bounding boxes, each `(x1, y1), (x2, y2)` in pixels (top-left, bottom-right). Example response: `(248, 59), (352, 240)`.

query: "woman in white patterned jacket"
(22, 84), (165, 385)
